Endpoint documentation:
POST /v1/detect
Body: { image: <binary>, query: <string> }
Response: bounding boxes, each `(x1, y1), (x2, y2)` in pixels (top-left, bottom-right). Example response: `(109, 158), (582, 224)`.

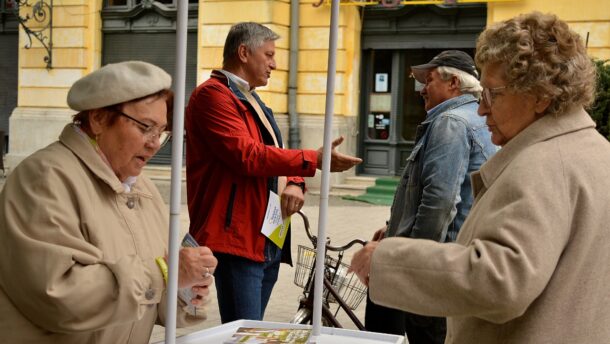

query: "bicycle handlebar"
(294, 211), (367, 252)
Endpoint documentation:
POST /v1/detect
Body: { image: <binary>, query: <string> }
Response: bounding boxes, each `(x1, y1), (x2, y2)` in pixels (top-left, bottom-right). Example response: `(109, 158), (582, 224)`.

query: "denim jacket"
(386, 94), (497, 243)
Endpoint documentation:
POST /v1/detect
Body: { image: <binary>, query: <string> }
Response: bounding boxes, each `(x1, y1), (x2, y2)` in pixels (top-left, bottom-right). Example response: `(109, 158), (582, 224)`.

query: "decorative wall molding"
(101, 0), (198, 32)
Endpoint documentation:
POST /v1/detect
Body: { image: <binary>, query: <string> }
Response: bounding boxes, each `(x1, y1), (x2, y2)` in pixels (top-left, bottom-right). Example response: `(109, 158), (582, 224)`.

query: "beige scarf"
(236, 84), (287, 194)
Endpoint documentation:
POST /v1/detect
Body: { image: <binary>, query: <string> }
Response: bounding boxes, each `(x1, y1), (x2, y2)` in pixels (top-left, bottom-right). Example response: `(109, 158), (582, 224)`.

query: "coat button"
(126, 198), (135, 209)
(145, 289), (155, 300)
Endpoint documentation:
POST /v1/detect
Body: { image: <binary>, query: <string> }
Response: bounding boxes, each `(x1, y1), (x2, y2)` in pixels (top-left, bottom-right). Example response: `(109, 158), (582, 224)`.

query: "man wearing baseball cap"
(410, 50), (479, 84)
(363, 50), (497, 343)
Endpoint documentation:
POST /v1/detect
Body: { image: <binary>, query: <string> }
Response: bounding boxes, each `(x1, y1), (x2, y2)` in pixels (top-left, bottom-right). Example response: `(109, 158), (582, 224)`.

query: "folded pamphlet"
(224, 327), (311, 344)
(261, 191), (291, 249)
(178, 232), (200, 315)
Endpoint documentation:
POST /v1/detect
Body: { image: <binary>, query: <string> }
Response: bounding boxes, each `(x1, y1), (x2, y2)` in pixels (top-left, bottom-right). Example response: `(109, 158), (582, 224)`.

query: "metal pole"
(288, 0), (301, 149)
(311, 0), (339, 339)
(165, 0), (188, 342)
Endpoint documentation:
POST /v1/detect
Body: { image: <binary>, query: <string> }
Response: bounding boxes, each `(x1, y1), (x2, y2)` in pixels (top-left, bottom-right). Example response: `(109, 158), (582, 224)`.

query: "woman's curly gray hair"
(475, 12), (596, 116)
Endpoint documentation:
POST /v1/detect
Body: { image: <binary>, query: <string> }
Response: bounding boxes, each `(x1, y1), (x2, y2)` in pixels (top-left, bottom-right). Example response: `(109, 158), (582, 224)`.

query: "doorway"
(361, 48), (474, 175)
(358, 4), (485, 175)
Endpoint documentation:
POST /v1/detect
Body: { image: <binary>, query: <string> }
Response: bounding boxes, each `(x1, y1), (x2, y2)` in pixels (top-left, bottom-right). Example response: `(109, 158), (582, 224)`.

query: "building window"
(104, 0), (198, 7)
(101, 0), (197, 165)
(105, 0), (127, 7)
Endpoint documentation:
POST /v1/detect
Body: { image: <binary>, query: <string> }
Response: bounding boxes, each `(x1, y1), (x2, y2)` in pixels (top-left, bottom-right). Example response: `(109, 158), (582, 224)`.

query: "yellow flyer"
(261, 190), (291, 249)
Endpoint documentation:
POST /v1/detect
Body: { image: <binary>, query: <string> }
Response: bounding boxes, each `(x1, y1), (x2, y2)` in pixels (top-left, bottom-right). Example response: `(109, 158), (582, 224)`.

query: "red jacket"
(185, 71), (318, 262)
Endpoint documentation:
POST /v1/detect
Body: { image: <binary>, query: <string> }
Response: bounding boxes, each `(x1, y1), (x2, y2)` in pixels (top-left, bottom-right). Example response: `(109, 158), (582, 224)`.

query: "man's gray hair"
(223, 22), (280, 67)
(437, 66), (482, 99)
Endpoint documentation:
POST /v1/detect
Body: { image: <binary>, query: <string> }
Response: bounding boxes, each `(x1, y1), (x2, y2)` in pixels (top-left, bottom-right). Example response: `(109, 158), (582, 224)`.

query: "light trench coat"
(370, 106), (610, 343)
(0, 125), (204, 343)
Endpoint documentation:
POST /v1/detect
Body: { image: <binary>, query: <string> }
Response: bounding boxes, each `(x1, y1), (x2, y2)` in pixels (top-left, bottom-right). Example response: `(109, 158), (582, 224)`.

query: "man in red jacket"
(185, 22), (361, 323)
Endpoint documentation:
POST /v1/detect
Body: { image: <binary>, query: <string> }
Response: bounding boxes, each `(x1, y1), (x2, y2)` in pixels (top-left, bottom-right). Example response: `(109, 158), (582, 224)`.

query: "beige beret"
(67, 61), (172, 111)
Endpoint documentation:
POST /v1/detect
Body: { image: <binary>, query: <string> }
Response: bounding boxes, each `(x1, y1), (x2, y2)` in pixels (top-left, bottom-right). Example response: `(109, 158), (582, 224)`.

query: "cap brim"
(410, 63), (436, 83)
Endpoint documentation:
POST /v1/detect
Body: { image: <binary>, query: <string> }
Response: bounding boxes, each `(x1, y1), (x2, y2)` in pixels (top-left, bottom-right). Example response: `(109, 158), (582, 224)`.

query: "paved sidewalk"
(150, 195), (393, 343)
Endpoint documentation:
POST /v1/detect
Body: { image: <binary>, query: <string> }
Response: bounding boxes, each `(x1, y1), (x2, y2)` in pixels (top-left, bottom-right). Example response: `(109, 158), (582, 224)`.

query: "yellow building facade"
(2, 0), (608, 186)
(488, 0), (609, 59)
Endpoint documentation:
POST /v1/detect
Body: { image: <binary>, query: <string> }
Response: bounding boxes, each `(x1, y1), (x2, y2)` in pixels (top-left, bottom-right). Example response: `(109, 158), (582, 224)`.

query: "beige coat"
(0, 125), (204, 343)
(370, 107), (610, 343)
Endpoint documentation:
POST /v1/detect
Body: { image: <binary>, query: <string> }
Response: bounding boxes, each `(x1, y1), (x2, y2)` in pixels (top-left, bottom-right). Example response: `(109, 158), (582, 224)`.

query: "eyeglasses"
(118, 111), (171, 148)
(480, 86), (507, 108)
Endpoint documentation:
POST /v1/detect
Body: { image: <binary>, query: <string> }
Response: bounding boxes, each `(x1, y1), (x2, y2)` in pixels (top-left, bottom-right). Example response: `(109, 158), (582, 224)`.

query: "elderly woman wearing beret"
(0, 61), (217, 343)
(351, 12), (610, 343)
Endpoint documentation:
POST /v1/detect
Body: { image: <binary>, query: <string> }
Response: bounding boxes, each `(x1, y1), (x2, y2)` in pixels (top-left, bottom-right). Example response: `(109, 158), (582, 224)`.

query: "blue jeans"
(214, 240), (282, 323)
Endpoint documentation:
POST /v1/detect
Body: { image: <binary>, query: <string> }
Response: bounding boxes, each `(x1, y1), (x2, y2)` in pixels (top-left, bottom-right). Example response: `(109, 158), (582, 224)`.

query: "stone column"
(7, 0), (101, 170)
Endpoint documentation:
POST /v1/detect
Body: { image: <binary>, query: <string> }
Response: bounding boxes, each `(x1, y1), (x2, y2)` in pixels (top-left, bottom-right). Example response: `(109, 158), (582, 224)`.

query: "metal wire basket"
(294, 245), (367, 310)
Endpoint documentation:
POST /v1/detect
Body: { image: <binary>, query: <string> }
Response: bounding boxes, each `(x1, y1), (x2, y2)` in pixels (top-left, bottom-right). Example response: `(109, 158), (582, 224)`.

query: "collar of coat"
(471, 106), (595, 196)
(215, 69), (251, 91)
(210, 69), (283, 146)
(211, 70), (247, 95)
(211, 69), (272, 107)
(423, 93), (478, 124)
(59, 124), (153, 197)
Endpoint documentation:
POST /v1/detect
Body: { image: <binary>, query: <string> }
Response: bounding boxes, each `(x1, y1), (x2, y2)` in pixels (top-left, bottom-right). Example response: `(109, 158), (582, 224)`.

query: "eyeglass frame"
(480, 85), (507, 108)
(117, 110), (172, 147)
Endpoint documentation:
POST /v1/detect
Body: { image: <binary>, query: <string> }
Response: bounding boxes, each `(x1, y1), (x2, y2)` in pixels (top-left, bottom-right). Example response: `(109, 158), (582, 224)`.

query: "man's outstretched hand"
(316, 136), (362, 172)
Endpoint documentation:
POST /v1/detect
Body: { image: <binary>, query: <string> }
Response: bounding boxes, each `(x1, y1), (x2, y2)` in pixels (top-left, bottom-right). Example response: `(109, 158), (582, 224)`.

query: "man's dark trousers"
(365, 293), (446, 344)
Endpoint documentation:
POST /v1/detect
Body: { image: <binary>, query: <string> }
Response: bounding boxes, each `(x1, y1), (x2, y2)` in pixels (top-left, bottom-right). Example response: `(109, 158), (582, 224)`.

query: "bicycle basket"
(294, 245), (367, 310)
(294, 245), (316, 289)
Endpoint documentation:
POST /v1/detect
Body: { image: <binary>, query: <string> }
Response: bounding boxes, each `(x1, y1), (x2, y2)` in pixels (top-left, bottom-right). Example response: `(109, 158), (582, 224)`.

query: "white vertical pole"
(311, 0), (339, 339)
(165, 0), (188, 342)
